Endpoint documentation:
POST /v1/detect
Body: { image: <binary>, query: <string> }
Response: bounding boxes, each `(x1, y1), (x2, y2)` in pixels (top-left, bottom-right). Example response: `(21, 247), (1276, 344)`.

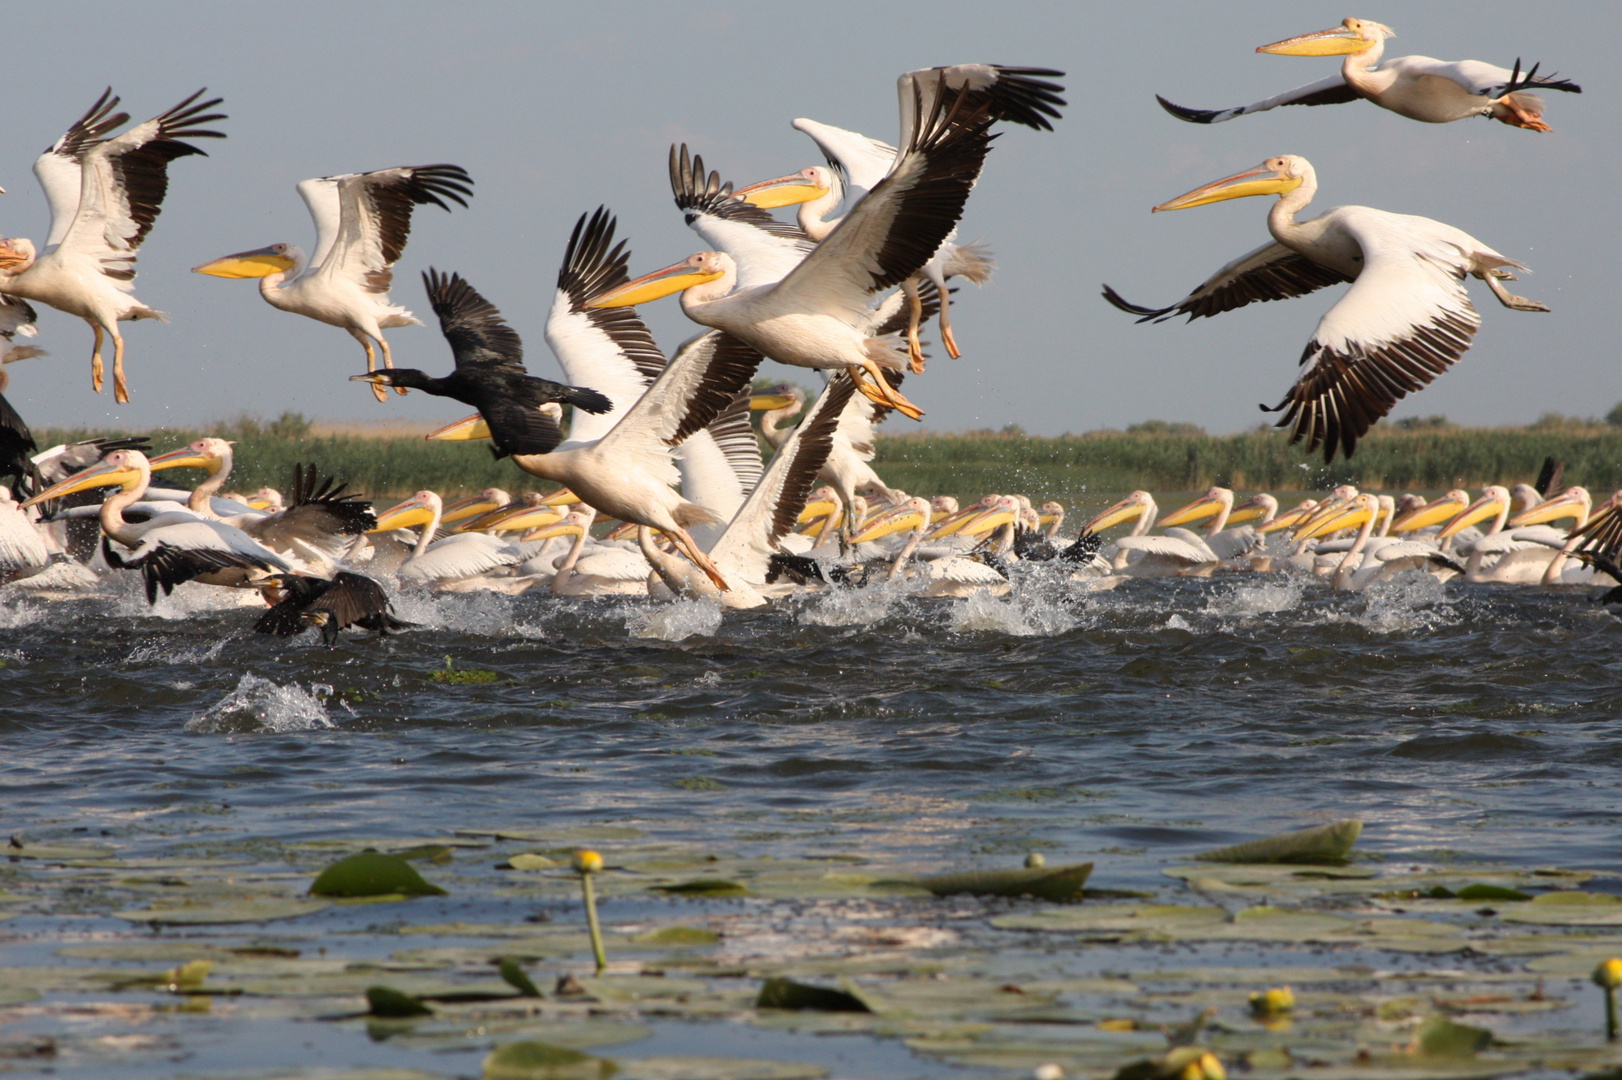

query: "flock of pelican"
(0, 23), (1608, 637)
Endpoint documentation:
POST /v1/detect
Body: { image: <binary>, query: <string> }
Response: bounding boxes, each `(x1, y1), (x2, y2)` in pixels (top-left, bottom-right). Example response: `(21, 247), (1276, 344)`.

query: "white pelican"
(21, 449), (291, 602)
(369, 490), (529, 586)
(193, 164), (472, 402)
(1156, 488), (1273, 560)
(0, 90), (225, 402)
(669, 145), (814, 290)
(523, 506), (648, 597)
(1103, 155), (1549, 462)
(1159, 18), (1579, 132)
(1433, 485), (1572, 583)
(590, 70), (1015, 420)
(0, 309), (44, 497)
(0, 486), (50, 585)
(1084, 490), (1219, 575)
(757, 379), (901, 537)
(1297, 493), (1462, 590)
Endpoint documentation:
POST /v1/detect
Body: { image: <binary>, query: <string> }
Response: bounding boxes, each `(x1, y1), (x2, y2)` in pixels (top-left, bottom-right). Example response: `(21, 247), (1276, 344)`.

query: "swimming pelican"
(589, 70), (1011, 420)
(1156, 487), (1272, 560)
(525, 506), (649, 597)
(21, 449), (290, 602)
(369, 490), (531, 586)
(1159, 18), (1579, 131)
(0, 89), (225, 403)
(193, 164), (472, 402)
(1103, 155), (1548, 462)
(1297, 492), (1462, 590)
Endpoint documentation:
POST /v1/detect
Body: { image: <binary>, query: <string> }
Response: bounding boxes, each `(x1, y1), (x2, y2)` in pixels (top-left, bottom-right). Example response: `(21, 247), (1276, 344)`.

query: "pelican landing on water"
(1158, 18), (1580, 132)
(1102, 155), (1548, 463)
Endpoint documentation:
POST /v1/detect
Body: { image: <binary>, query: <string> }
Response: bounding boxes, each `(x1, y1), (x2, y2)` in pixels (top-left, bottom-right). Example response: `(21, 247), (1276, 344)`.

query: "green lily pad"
(1456, 884), (1533, 901)
(756, 977), (871, 1012)
(917, 862), (1092, 902)
(502, 854), (559, 871)
(617, 1058), (827, 1080)
(4, 841), (117, 861)
(368, 986), (434, 1017)
(484, 1040), (612, 1080)
(1195, 820), (1361, 864)
(632, 926), (719, 946)
(1410, 1015), (1492, 1057)
(114, 897), (331, 925)
(1501, 892), (1622, 926)
(310, 852), (447, 898)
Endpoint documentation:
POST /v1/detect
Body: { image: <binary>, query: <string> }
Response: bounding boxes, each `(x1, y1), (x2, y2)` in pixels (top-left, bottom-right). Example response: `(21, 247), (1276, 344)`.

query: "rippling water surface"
(5, 567), (1622, 1077)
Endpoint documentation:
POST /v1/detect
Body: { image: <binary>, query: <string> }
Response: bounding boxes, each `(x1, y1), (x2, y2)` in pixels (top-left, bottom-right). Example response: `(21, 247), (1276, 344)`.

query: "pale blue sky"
(4, 2), (1613, 436)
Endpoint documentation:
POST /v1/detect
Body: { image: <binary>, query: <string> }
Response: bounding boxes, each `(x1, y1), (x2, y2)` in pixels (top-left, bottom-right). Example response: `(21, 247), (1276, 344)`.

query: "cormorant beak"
(586, 257), (724, 309)
(733, 172), (831, 210)
(425, 414), (491, 441)
(1153, 164), (1303, 212)
(1257, 23), (1370, 57)
(192, 246), (296, 278)
(349, 373), (394, 386)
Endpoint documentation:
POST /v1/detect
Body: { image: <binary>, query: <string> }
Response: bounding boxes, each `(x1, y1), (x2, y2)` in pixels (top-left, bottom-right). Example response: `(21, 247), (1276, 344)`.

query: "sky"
(2, 2), (1614, 437)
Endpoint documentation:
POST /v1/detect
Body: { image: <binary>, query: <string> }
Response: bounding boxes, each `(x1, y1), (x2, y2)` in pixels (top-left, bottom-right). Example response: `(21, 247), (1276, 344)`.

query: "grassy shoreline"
(35, 414), (1622, 504)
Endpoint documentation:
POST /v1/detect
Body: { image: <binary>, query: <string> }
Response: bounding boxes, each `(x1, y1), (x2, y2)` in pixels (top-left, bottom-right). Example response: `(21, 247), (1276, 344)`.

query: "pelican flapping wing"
(35, 89), (130, 252)
(1103, 241), (1352, 324)
(309, 164), (472, 293)
(1157, 76), (1358, 125)
(670, 145), (813, 289)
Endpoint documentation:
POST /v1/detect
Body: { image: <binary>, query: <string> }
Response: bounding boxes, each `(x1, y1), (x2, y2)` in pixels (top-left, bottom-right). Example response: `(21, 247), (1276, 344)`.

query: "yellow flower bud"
(1248, 985), (1295, 1016)
(1196, 1052), (1226, 1080)
(1595, 958), (1622, 990)
(572, 849), (603, 874)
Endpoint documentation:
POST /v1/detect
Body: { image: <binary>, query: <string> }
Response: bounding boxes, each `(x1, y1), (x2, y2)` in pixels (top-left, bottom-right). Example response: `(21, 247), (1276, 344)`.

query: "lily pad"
(3, 841), (117, 861)
(310, 852), (447, 898)
(484, 1041), (611, 1080)
(368, 986), (434, 1017)
(632, 926), (719, 946)
(1410, 1015), (1492, 1057)
(1195, 820), (1361, 864)
(650, 880), (748, 897)
(114, 898), (331, 925)
(1501, 892), (1622, 926)
(917, 862), (1092, 902)
(617, 1058), (827, 1080)
(502, 854), (559, 872)
(756, 977), (871, 1013)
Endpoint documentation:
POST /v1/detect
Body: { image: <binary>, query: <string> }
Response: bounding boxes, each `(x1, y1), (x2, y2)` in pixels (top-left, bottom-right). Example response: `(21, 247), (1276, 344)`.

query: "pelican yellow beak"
(605, 520), (640, 542)
(426, 414), (492, 441)
(538, 488), (578, 508)
(1391, 493), (1469, 534)
(851, 504), (926, 544)
(1083, 496), (1148, 534)
(796, 499), (838, 526)
(749, 393), (798, 411)
(586, 257), (724, 309)
(1154, 165), (1304, 212)
(20, 458), (144, 508)
(1296, 502), (1372, 541)
(370, 497), (436, 534)
(477, 506), (565, 534)
(523, 518), (586, 542)
(1437, 492), (1508, 540)
(439, 493), (504, 526)
(1158, 493), (1224, 529)
(1258, 21), (1371, 57)
(1510, 491), (1587, 528)
(192, 246), (297, 279)
(1287, 496), (1356, 538)
(1036, 511), (1063, 527)
(733, 172), (831, 210)
(145, 447), (218, 473)
(1258, 503), (1317, 534)
(1224, 495), (1270, 526)
(957, 506), (1016, 537)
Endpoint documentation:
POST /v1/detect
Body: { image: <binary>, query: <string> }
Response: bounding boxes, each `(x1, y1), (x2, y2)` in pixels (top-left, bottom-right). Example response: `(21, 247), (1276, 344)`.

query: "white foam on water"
(125, 635), (230, 667)
(1352, 570), (1457, 633)
(1203, 576), (1307, 619)
(186, 674), (336, 734)
(125, 579), (262, 621)
(0, 599), (47, 628)
(949, 578), (1079, 637)
(388, 587), (521, 637)
(798, 578), (913, 628)
(626, 597), (721, 641)
(1165, 613), (1191, 630)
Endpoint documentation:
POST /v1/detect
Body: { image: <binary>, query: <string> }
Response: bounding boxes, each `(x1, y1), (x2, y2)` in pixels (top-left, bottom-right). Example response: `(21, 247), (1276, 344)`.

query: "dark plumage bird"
(352, 269), (611, 456)
(255, 572), (410, 644)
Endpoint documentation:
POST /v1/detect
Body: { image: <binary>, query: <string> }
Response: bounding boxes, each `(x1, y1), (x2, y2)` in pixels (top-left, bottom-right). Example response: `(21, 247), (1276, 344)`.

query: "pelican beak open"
(192, 246), (297, 279)
(749, 393), (799, 411)
(1391, 493), (1470, 534)
(425, 414), (492, 441)
(1158, 493), (1225, 529)
(21, 457), (144, 508)
(1257, 20), (1372, 57)
(851, 503), (926, 544)
(0, 240), (34, 272)
(586, 255), (725, 309)
(1154, 163), (1303, 212)
(733, 170), (831, 210)
(1437, 491), (1509, 540)
(1510, 490), (1588, 529)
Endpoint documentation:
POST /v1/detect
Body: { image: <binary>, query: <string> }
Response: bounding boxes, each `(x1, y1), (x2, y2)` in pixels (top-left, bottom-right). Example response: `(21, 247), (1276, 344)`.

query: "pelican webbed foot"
(1484, 272), (1550, 312)
(852, 363), (924, 421)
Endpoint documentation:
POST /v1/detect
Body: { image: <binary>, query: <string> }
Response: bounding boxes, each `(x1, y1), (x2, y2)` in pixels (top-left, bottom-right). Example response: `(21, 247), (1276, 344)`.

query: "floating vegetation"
(310, 851), (449, 898)
(430, 656), (502, 684)
(916, 860), (1092, 901)
(1194, 819), (1361, 864)
(756, 977), (871, 1013)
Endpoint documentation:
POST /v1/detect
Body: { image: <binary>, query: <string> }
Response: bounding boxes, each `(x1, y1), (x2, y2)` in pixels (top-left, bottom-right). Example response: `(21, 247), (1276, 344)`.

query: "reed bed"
(35, 413), (1622, 504)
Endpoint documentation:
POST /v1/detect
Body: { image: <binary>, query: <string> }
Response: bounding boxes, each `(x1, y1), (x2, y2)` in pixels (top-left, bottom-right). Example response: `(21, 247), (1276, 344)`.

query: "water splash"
(0, 599), (47, 628)
(1354, 570), (1457, 633)
(799, 577), (914, 628)
(1204, 576), (1306, 618)
(126, 635), (229, 667)
(626, 598), (721, 641)
(949, 575), (1079, 637)
(186, 674), (335, 733)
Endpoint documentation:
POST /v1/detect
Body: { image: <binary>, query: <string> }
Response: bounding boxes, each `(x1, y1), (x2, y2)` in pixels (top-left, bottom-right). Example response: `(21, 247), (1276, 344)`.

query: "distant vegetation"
(34, 409), (1622, 506)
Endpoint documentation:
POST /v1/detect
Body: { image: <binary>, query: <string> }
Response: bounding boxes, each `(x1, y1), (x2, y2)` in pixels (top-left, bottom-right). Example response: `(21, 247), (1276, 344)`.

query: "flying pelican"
(21, 449), (290, 602)
(589, 68), (1016, 420)
(193, 164), (472, 402)
(1159, 18), (1579, 131)
(724, 66), (1064, 369)
(1103, 155), (1549, 462)
(358, 217), (757, 591)
(0, 89), (225, 403)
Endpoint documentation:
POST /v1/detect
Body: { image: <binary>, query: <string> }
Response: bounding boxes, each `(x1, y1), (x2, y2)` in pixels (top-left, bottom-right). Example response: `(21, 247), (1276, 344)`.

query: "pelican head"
(851, 497), (930, 544)
(1226, 492), (1278, 526)
(0, 237), (37, 273)
(734, 166), (835, 210)
(1259, 498), (1318, 534)
(192, 243), (299, 279)
(1258, 17), (1394, 56)
(370, 490), (441, 533)
(1296, 493), (1377, 541)
(1153, 156), (1309, 212)
(439, 488), (512, 527)
(750, 384), (803, 412)
(21, 448), (149, 508)
(1391, 489), (1471, 533)
(1083, 490), (1155, 533)
(523, 508), (595, 542)
(1437, 486), (1510, 540)
(1159, 487), (1234, 529)
(955, 496), (1020, 538)
(147, 437), (233, 475)
(1509, 486), (1592, 529)
(586, 252), (730, 308)
(929, 496), (959, 523)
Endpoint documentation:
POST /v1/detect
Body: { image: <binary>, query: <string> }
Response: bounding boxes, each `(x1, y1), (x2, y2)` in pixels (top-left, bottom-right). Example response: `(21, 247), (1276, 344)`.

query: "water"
(5, 567), (1622, 1077)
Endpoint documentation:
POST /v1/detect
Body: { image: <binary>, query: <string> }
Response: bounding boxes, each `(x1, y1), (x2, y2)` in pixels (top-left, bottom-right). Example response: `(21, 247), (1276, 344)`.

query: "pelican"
(756, 380), (900, 539)
(21, 449), (290, 602)
(589, 68), (1017, 420)
(1103, 155), (1548, 462)
(1297, 493), (1462, 590)
(0, 486), (50, 585)
(1085, 490), (1220, 575)
(1434, 485), (1572, 583)
(369, 490), (530, 586)
(1156, 487), (1272, 560)
(360, 213), (759, 592)
(193, 164), (472, 402)
(1159, 18), (1580, 132)
(525, 507), (649, 597)
(0, 90), (225, 402)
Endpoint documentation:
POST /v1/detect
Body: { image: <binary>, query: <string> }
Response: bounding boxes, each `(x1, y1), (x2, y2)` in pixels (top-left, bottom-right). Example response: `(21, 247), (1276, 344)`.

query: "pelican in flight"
(1158, 18), (1579, 131)
(589, 67), (1017, 420)
(733, 64), (1065, 367)
(0, 89), (225, 403)
(194, 163), (472, 402)
(1103, 155), (1548, 462)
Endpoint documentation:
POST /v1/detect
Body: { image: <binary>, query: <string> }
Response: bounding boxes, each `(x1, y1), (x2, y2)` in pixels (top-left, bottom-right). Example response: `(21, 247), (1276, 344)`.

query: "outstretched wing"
(1156, 76), (1359, 124)
(898, 64), (1066, 141)
(35, 89), (130, 252)
(311, 164), (472, 294)
(1103, 241), (1352, 324)
(670, 145), (813, 290)
(423, 267), (525, 374)
(792, 118), (898, 197)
